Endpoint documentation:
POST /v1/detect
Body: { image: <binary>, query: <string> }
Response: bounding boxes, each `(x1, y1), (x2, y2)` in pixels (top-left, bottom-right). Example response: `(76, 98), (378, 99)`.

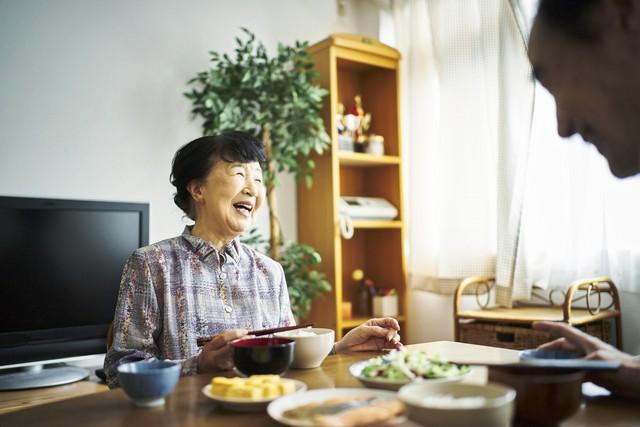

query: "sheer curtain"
(513, 82), (640, 296)
(384, 0), (532, 296)
(495, 2), (640, 298)
(384, 0), (640, 304)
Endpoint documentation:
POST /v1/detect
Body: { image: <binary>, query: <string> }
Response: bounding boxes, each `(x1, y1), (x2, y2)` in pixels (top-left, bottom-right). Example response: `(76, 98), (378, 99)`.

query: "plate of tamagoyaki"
(202, 374), (307, 412)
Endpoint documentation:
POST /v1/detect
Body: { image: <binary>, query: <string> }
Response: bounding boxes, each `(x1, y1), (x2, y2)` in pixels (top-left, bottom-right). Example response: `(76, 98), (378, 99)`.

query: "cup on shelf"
(373, 295), (398, 317)
(366, 134), (385, 156)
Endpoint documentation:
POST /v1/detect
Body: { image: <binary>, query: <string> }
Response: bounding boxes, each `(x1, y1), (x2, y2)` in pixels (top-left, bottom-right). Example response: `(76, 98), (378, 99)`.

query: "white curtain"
(512, 82), (640, 296)
(384, 0), (533, 296)
(384, 0), (640, 301)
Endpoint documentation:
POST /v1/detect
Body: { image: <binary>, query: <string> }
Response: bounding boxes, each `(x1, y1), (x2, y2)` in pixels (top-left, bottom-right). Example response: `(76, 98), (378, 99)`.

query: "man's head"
(529, 0), (640, 178)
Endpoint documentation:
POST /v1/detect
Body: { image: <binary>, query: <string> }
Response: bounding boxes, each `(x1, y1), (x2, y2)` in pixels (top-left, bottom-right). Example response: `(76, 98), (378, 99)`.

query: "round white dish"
(349, 360), (470, 391)
(398, 381), (516, 427)
(201, 379), (306, 412)
(267, 387), (405, 427)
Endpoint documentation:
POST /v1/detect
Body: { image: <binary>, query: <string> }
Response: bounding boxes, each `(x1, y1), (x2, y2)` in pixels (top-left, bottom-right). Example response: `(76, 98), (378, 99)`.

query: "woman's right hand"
(197, 328), (249, 373)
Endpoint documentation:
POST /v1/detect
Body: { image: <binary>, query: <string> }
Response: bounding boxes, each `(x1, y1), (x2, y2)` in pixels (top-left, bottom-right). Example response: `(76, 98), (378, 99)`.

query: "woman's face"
(190, 159), (265, 238)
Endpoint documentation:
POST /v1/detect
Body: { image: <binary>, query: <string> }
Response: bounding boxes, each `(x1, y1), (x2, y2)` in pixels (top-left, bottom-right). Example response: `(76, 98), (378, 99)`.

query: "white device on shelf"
(339, 196), (398, 220)
(338, 196), (398, 240)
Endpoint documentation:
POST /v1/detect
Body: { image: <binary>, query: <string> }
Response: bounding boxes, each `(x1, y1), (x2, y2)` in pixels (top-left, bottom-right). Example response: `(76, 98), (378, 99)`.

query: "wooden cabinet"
(297, 34), (407, 339)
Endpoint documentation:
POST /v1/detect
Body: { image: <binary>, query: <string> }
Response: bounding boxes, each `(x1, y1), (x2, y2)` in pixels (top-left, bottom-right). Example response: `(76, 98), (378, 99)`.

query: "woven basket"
(458, 320), (612, 350)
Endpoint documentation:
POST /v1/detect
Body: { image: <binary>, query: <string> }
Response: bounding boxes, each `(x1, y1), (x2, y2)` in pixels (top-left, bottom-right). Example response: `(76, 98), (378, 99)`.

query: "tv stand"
(0, 363), (90, 391)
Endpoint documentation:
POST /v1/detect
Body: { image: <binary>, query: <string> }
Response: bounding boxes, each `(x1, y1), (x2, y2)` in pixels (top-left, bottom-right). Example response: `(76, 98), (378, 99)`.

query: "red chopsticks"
(196, 323), (314, 347)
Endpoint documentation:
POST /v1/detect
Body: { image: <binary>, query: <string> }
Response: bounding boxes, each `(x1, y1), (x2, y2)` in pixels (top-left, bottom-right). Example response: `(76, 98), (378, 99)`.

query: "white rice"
(421, 394), (488, 409)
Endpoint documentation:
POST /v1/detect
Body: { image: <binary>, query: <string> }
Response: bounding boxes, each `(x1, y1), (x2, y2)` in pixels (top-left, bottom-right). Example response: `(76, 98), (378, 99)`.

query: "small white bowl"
(274, 327), (334, 369)
(398, 381), (516, 427)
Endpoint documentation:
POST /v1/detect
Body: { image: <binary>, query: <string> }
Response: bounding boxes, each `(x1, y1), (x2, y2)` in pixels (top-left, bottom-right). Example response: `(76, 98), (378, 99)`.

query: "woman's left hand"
(333, 317), (402, 353)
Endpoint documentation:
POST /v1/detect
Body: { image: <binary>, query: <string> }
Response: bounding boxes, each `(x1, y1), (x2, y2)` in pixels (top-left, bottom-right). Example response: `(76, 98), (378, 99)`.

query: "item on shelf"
(354, 135), (367, 153)
(373, 295), (398, 317)
(352, 269), (374, 316)
(341, 302), (353, 319)
(338, 213), (355, 239)
(350, 94), (365, 117)
(356, 285), (372, 316)
(340, 94), (374, 153)
(338, 134), (354, 151)
(342, 106), (360, 150)
(339, 196), (398, 221)
(366, 134), (385, 156)
(352, 269), (364, 281)
(336, 103), (346, 135)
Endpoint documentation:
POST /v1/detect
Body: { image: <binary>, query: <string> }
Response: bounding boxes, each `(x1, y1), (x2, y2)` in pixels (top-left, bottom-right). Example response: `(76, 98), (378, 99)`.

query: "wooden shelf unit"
(352, 220), (403, 229)
(298, 34), (407, 339)
(338, 151), (401, 166)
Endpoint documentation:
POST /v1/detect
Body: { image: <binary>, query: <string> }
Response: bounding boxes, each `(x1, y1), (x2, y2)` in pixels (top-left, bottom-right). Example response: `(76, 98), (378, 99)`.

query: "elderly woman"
(104, 131), (401, 387)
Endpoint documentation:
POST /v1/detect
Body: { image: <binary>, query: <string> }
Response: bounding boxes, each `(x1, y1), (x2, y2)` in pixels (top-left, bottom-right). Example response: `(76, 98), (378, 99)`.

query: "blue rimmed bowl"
(117, 359), (181, 407)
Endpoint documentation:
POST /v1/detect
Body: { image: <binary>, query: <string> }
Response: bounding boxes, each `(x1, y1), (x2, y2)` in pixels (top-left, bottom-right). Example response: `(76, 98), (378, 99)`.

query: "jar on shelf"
(356, 278), (374, 316)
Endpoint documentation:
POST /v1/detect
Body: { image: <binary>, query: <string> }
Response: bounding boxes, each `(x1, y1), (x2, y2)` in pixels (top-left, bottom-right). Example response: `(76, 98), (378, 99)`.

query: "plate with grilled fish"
(267, 388), (406, 426)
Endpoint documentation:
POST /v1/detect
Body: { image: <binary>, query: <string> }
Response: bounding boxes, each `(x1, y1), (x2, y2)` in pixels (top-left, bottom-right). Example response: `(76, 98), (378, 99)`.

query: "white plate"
(267, 388), (405, 427)
(349, 360), (470, 391)
(201, 379), (306, 412)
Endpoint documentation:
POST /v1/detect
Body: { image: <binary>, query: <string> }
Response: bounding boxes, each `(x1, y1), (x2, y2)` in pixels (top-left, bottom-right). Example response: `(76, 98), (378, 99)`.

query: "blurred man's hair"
(538, 0), (601, 41)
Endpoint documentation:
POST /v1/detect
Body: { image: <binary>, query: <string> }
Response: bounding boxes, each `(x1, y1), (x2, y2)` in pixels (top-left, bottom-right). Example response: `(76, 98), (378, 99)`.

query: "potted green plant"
(184, 29), (331, 320)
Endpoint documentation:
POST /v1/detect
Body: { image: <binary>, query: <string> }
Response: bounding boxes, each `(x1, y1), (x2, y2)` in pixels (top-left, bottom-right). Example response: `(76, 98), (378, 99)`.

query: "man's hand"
(197, 329), (249, 373)
(534, 321), (640, 399)
(334, 317), (402, 353)
(534, 321), (628, 359)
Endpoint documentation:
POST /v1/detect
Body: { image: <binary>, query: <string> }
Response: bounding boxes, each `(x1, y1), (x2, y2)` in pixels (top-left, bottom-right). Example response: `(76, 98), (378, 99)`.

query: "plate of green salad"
(350, 349), (471, 391)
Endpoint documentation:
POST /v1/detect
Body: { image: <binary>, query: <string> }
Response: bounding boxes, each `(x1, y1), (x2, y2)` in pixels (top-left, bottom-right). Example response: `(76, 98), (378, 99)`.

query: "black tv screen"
(0, 197), (149, 366)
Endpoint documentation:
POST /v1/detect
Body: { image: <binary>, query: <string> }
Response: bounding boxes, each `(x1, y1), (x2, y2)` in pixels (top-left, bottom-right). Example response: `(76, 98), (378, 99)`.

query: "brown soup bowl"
(489, 366), (585, 427)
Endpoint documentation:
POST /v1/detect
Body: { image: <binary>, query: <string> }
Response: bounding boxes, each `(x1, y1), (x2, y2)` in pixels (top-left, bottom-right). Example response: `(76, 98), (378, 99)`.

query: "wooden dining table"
(0, 341), (638, 427)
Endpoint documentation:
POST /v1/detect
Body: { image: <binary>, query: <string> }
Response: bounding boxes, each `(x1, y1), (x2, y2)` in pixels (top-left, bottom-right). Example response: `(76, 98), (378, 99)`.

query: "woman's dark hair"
(537, 0), (601, 41)
(170, 130), (266, 220)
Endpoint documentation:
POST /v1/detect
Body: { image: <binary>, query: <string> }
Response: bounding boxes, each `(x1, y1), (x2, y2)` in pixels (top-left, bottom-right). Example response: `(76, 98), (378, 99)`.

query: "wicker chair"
(453, 276), (623, 350)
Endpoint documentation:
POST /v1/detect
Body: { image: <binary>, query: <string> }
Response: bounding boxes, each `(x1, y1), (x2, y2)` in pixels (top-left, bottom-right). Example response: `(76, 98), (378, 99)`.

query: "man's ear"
(187, 180), (204, 203)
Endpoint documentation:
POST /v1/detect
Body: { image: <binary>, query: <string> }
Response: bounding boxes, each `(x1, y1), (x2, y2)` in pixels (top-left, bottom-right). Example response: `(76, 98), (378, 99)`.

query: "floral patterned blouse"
(103, 227), (295, 388)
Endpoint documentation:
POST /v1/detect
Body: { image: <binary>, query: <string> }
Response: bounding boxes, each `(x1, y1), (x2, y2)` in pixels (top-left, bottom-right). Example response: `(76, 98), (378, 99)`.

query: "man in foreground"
(528, 0), (640, 398)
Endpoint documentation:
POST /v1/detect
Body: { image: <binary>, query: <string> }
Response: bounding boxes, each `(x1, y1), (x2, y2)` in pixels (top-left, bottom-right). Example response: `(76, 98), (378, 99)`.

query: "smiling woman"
(103, 131), (402, 388)
(102, 131), (292, 388)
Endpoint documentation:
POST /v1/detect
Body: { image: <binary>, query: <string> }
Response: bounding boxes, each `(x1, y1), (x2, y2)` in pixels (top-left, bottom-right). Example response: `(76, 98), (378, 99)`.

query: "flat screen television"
(0, 196), (149, 390)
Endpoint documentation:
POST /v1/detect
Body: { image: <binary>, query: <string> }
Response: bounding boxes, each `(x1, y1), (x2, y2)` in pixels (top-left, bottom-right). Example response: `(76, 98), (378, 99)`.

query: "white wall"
(0, 0), (378, 244)
(407, 290), (485, 345)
